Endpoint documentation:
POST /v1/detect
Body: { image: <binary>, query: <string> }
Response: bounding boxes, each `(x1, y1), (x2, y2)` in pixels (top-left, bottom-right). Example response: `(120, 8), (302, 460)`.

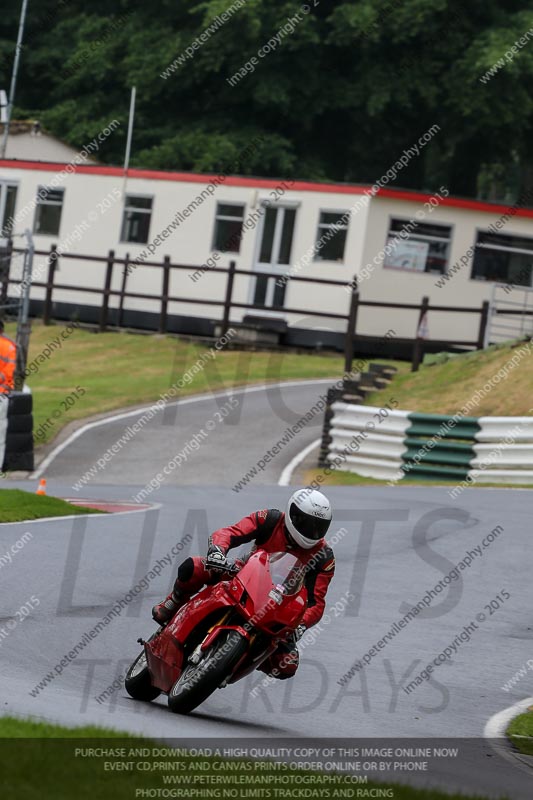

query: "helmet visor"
(289, 502), (330, 542)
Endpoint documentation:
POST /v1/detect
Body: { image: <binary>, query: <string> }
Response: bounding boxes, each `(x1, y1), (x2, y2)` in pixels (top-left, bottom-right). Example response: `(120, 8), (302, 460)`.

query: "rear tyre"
(168, 630), (247, 715)
(125, 650), (161, 701)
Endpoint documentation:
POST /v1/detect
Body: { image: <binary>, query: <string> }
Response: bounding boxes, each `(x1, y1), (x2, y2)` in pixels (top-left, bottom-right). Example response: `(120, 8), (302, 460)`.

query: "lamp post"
(0, 0), (30, 159)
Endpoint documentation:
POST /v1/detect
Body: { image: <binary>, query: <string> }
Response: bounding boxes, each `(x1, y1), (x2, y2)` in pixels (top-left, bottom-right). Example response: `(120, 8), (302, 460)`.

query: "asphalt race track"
(35, 380), (334, 488)
(2, 382), (532, 798)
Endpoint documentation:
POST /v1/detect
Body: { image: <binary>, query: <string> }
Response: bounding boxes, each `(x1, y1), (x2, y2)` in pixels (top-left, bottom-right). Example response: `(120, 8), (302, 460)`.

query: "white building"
(1, 155), (533, 354)
(0, 121), (96, 164)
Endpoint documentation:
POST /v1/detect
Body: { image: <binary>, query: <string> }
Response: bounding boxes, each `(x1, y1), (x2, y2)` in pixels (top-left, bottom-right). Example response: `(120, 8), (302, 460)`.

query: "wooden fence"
(9, 246), (491, 373)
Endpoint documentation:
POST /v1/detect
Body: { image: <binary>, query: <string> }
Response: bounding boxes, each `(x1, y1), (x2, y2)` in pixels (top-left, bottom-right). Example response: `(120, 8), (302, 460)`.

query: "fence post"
(117, 252), (129, 328)
(221, 259), (236, 336)
(14, 231), (34, 388)
(14, 320), (31, 391)
(477, 300), (490, 349)
(159, 255), (171, 334)
(43, 244), (58, 325)
(99, 249), (115, 332)
(344, 276), (359, 375)
(0, 237), (13, 316)
(411, 295), (429, 372)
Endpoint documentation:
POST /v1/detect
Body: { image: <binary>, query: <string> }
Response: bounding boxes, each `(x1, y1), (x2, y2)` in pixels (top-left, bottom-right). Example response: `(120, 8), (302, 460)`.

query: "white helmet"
(285, 489), (332, 549)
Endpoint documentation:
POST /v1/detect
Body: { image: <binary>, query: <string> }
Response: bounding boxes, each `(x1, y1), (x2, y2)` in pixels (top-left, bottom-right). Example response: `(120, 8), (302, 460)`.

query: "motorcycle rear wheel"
(168, 630), (247, 715)
(125, 650), (161, 701)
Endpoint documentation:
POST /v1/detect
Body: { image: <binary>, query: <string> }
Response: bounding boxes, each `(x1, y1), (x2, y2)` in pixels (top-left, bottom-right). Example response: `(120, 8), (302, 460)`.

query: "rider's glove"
(293, 624), (307, 642)
(205, 544), (228, 572)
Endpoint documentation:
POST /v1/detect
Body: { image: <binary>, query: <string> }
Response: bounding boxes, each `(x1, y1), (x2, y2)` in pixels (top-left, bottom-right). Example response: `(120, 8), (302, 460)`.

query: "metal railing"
(485, 283), (533, 346)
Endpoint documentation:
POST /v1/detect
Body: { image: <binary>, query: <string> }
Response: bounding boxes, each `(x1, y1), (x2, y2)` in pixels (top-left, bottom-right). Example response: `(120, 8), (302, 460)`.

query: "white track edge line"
(484, 696), (533, 738)
(278, 438), (321, 486)
(483, 696), (533, 775)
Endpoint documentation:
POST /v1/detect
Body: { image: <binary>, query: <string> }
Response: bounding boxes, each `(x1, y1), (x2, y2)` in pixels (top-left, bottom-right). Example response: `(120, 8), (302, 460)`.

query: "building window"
(34, 187), (64, 236)
(315, 211), (349, 261)
(385, 219), (452, 274)
(471, 231), (533, 287)
(120, 195), (153, 244)
(212, 203), (245, 253)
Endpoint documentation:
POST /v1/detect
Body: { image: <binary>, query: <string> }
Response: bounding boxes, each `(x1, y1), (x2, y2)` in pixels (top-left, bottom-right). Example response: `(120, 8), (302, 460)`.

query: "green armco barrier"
(401, 462), (471, 481)
(401, 413), (479, 481)
(406, 412), (481, 440)
(407, 421), (481, 439)
(404, 437), (474, 454)
(403, 439), (475, 467)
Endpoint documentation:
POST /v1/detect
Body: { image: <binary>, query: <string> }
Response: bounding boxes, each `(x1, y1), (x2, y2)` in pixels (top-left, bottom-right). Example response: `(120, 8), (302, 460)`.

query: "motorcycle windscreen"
(268, 552), (306, 596)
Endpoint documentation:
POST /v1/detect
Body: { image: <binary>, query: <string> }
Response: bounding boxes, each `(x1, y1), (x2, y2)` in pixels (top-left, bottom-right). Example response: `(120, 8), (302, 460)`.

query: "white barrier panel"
(326, 452), (403, 481)
(327, 403), (410, 481)
(470, 468), (533, 485)
(476, 417), (533, 442)
(472, 442), (533, 468)
(331, 403), (411, 437)
(0, 395), (7, 469)
(329, 429), (407, 460)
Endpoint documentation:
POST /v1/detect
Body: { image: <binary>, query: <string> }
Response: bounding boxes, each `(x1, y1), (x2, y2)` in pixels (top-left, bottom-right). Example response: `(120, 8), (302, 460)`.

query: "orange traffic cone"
(36, 479), (47, 496)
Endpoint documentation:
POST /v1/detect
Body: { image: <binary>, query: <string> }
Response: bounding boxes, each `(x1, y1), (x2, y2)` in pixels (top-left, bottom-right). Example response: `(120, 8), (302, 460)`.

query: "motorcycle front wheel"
(125, 650), (161, 702)
(168, 630), (247, 715)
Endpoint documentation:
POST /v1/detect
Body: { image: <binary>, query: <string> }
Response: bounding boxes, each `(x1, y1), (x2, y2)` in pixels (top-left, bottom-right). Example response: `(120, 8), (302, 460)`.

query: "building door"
(252, 204), (297, 309)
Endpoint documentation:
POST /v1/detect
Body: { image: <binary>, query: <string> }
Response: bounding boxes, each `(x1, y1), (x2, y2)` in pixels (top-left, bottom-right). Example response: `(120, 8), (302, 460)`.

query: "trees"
(1, 0), (532, 199)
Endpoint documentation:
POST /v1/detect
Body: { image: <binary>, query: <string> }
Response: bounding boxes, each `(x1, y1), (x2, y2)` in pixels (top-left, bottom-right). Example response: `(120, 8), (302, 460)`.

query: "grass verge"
(302, 468), (533, 491)
(0, 716), (497, 800)
(507, 711), (533, 756)
(365, 338), (533, 416)
(0, 489), (103, 523)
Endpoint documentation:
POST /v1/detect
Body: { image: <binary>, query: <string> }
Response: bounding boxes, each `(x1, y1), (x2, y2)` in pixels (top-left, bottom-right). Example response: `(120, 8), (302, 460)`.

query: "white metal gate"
(484, 283), (533, 346)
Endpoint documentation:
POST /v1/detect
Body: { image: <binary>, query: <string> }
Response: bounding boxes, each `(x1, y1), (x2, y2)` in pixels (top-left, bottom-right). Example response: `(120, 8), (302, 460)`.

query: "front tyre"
(168, 630), (248, 715)
(125, 650), (161, 701)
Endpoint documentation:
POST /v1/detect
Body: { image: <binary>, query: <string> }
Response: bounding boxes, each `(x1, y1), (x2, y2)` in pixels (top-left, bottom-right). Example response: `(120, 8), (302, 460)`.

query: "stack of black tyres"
(3, 391), (34, 472)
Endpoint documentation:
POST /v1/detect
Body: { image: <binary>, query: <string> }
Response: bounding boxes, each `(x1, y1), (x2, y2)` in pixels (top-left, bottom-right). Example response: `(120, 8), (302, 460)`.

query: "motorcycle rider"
(152, 488), (336, 680)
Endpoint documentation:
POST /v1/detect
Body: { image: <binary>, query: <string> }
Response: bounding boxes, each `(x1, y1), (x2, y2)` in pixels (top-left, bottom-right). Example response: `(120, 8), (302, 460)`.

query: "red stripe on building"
(2, 158), (533, 218)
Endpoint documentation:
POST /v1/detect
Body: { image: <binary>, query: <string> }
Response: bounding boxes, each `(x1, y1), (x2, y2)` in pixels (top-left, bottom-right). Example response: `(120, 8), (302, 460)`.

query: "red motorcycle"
(125, 550), (307, 714)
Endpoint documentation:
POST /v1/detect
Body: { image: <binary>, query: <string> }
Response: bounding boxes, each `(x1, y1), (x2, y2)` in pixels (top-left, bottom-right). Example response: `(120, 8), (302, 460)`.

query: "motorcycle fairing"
(145, 581), (236, 692)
